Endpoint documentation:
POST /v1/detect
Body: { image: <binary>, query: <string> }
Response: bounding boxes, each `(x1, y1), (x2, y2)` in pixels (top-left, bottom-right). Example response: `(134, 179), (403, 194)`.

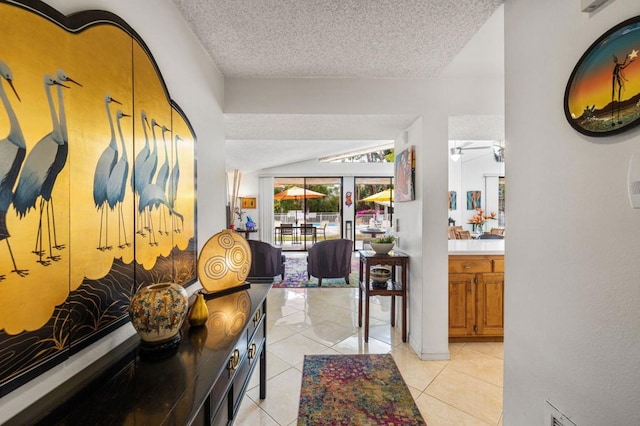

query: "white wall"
(0, 0), (226, 421)
(504, 0), (640, 424)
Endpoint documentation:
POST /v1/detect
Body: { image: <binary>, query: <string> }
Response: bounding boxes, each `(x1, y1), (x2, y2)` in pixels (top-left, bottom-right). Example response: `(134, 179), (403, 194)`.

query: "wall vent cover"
(546, 400), (577, 426)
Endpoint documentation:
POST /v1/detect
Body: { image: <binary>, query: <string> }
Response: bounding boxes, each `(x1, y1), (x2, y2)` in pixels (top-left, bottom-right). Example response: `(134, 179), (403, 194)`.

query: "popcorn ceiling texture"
(172, 0), (503, 78)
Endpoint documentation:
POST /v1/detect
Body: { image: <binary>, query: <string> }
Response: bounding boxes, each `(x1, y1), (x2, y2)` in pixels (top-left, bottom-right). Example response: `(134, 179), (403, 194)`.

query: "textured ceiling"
(172, 0), (503, 78)
(171, 1), (504, 172)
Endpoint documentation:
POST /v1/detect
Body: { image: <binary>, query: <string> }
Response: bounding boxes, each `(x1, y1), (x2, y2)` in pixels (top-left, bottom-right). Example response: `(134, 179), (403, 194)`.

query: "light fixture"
(450, 147), (462, 162)
(197, 229), (251, 296)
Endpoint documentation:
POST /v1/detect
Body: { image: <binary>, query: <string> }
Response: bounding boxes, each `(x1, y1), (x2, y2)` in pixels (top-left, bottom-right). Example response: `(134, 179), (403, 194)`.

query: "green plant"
(373, 235), (396, 244)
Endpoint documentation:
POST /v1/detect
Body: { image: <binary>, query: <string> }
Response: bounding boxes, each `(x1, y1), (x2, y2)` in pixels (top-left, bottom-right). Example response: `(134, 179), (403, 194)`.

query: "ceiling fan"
(449, 141), (493, 161)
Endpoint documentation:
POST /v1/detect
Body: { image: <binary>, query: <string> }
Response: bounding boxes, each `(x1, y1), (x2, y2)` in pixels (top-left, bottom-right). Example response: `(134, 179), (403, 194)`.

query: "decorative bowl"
(370, 242), (394, 255)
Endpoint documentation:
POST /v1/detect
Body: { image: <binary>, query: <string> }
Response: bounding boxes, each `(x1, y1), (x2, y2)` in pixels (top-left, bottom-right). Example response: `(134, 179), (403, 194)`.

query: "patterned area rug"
(273, 254), (359, 288)
(298, 354), (425, 425)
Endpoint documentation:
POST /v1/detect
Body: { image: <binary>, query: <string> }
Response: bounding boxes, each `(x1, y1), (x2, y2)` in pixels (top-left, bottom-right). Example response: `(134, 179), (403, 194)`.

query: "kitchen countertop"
(448, 239), (505, 255)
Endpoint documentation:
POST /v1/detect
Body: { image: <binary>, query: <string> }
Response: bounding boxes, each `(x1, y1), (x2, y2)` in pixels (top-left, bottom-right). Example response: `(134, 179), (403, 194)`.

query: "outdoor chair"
(277, 223), (294, 244)
(307, 239), (352, 287)
(316, 221), (329, 240)
(247, 240), (285, 280)
(299, 223), (317, 243)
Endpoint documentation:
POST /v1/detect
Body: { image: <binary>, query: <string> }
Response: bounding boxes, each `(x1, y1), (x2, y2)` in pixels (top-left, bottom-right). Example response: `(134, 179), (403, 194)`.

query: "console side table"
(358, 250), (409, 342)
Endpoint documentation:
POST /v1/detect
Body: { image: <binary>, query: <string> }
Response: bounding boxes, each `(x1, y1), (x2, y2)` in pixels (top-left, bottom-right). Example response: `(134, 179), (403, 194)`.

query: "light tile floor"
(236, 287), (504, 426)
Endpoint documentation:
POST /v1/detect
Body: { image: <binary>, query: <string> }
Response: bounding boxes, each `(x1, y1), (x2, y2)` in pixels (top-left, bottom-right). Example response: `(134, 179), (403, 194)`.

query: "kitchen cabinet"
(449, 255), (504, 340)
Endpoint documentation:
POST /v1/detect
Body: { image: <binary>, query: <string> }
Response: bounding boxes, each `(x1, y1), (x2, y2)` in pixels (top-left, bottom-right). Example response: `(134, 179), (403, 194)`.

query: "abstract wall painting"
(449, 191), (457, 210)
(395, 146), (415, 202)
(467, 191), (481, 210)
(565, 15), (640, 136)
(0, 0), (197, 396)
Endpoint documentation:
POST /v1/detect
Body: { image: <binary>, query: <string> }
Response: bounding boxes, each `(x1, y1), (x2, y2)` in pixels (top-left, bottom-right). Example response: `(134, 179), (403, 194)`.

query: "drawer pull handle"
(464, 265), (472, 269)
(248, 342), (257, 359)
(253, 310), (261, 326)
(227, 349), (240, 371)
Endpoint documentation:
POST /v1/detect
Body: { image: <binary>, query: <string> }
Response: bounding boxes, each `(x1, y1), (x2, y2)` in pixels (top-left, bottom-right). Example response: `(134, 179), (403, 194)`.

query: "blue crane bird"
(154, 124), (171, 235)
(106, 110), (131, 249)
(131, 110), (150, 235)
(93, 94), (122, 251)
(13, 71), (80, 266)
(138, 182), (184, 246)
(168, 134), (182, 233)
(0, 60), (27, 279)
(136, 118), (160, 240)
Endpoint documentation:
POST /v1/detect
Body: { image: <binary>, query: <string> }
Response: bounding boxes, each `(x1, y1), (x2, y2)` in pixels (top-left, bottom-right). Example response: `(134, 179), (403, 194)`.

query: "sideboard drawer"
(247, 306), (264, 343)
(449, 259), (492, 273)
(493, 258), (504, 272)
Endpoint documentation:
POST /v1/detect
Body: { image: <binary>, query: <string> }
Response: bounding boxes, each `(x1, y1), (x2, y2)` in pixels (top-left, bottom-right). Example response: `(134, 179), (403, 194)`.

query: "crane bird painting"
(0, 61), (27, 280)
(0, 1), (198, 397)
(93, 94), (122, 251)
(12, 71), (81, 266)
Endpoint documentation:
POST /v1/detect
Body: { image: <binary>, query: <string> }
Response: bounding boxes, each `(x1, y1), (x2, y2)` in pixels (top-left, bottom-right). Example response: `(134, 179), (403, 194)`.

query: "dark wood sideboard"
(10, 283), (272, 426)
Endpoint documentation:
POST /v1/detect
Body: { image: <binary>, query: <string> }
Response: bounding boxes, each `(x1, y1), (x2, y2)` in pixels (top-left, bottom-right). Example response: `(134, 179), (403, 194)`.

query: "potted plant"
(370, 235), (396, 255)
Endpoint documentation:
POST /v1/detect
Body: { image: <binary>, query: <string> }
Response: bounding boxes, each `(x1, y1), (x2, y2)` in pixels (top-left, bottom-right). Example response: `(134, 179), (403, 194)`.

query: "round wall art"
(564, 15), (640, 137)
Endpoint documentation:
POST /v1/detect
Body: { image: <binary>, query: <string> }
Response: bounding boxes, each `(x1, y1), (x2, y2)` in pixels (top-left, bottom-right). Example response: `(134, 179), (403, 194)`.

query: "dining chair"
(490, 227), (505, 236)
(447, 227), (457, 240)
(456, 230), (472, 239)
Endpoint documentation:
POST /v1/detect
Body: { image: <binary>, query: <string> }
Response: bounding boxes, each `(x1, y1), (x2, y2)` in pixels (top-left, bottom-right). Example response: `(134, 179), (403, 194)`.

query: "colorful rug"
(298, 354), (425, 425)
(273, 254), (359, 288)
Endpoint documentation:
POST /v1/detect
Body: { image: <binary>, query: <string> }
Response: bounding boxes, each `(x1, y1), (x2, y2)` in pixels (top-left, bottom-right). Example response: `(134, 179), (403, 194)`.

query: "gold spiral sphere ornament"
(197, 229), (251, 293)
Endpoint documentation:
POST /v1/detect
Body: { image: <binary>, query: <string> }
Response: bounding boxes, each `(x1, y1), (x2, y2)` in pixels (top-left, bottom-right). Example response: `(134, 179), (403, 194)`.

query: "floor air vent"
(546, 400), (577, 426)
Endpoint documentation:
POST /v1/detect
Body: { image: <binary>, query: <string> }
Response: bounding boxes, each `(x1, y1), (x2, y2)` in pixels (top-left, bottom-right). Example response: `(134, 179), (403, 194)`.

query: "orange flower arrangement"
(467, 209), (496, 231)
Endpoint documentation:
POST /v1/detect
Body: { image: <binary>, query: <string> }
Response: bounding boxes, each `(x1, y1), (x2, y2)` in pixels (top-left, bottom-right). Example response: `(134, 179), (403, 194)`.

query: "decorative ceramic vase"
(188, 292), (209, 327)
(129, 283), (188, 351)
(370, 266), (392, 283)
(370, 242), (394, 255)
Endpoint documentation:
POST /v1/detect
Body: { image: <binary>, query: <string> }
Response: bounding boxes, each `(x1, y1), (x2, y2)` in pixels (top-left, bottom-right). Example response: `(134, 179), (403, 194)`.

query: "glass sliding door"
(353, 177), (394, 251)
(274, 177), (342, 251)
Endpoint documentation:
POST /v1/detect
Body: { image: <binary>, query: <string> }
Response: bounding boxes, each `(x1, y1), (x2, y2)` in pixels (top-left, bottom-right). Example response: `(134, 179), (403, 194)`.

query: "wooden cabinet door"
(476, 273), (504, 336)
(448, 273), (475, 337)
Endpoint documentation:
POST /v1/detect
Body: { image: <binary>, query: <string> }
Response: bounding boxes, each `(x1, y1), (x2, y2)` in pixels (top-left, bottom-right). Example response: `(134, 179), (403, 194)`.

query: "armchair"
(247, 240), (285, 280)
(307, 239), (352, 287)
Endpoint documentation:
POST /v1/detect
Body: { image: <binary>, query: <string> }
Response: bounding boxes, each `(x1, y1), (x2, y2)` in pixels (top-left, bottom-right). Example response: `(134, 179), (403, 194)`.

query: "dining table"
(360, 228), (385, 238)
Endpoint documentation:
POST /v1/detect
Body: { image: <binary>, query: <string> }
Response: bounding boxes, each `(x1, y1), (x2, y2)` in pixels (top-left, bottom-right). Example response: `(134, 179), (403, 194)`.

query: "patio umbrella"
(274, 186), (325, 200)
(360, 188), (394, 203)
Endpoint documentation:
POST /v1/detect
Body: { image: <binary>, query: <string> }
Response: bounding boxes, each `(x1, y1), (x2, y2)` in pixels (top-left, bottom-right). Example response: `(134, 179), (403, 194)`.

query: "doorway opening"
(273, 177), (342, 251)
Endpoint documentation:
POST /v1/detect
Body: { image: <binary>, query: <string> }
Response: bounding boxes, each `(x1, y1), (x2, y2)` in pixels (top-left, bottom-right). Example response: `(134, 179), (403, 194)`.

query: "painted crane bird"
(93, 94), (122, 251)
(131, 110), (150, 236)
(154, 124), (171, 235)
(106, 109), (131, 249)
(135, 118), (160, 241)
(0, 60), (27, 279)
(168, 134), (182, 233)
(13, 71), (81, 266)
